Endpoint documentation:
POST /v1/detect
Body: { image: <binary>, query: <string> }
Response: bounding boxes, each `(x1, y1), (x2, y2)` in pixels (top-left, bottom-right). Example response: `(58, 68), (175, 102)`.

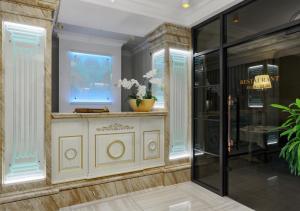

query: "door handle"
(228, 95), (234, 152)
(236, 97), (240, 150)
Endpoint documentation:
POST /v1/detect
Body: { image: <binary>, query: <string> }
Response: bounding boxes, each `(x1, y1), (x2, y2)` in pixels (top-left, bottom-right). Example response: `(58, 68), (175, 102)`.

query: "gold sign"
(240, 75), (279, 90)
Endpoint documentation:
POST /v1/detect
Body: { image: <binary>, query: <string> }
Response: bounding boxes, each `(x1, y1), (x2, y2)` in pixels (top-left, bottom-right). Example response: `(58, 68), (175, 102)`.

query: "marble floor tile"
(60, 182), (253, 211)
(60, 195), (141, 211)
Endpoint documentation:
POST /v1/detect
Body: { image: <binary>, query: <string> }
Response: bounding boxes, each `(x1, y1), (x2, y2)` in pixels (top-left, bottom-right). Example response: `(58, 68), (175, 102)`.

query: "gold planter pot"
(129, 99), (155, 112)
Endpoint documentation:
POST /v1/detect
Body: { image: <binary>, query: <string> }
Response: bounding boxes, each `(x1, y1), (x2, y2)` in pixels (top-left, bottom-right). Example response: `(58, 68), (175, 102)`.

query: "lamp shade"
(181, 0), (190, 8)
(253, 74), (272, 90)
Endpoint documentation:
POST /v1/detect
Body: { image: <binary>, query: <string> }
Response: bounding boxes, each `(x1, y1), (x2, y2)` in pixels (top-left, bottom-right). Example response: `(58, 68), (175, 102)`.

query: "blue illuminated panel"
(69, 51), (113, 103)
(152, 50), (165, 108)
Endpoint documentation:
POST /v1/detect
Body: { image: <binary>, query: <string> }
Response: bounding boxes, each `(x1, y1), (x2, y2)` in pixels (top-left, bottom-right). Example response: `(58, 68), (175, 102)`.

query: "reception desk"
(51, 112), (167, 183)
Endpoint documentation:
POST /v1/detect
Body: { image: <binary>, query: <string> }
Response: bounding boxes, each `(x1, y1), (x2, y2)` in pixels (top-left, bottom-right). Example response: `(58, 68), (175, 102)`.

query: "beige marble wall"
(0, 0), (53, 21)
(0, 0), (58, 191)
(2, 0), (59, 10)
(146, 23), (192, 166)
(0, 10), (3, 189)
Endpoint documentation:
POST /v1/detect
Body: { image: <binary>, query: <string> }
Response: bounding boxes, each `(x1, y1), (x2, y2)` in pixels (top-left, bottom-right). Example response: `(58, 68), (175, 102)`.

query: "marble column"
(0, 0), (59, 187)
(146, 23), (192, 166)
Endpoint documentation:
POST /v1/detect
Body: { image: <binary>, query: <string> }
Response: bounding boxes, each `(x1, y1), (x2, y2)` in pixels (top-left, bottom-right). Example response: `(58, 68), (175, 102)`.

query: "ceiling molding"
(79, 0), (244, 27)
(58, 30), (128, 47)
(79, 0), (185, 25)
(58, 0), (244, 37)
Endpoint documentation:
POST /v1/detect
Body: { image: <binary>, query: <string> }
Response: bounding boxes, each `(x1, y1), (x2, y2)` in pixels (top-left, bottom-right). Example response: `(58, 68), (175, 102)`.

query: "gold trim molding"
(58, 135), (83, 172)
(148, 140), (157, 152)
(143, 130), (160, 160)
(94, 132), (135, 168)
(107, 140), (126, 160)
(96, 123), (134, 132)
(64, 148), (78, 161)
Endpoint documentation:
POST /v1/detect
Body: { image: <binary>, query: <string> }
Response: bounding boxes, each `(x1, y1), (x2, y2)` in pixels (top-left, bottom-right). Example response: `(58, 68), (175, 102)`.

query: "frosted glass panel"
(152, 50), (165, 108)
(3, 22), (46, 184)
(69, 51), (112, 103)
(170, 49), (189, 157)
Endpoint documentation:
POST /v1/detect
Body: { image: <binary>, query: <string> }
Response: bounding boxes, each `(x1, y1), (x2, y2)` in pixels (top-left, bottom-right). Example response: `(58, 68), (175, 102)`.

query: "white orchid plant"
(118, 69), (162, 107)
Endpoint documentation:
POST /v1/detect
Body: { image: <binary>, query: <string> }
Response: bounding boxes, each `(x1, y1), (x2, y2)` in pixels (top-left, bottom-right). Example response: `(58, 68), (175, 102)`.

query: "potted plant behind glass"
(271, 99), (300, 175)
(118, 70), (162, 112)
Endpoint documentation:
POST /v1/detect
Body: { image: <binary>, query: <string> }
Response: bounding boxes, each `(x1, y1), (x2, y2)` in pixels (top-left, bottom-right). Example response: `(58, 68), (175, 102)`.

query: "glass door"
(193, 51), (222, 192)
(227, 29), (300, 210)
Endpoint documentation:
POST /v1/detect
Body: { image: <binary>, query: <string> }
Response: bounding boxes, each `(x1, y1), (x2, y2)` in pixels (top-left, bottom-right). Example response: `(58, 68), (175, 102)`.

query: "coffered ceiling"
(58, 0), (244, 37)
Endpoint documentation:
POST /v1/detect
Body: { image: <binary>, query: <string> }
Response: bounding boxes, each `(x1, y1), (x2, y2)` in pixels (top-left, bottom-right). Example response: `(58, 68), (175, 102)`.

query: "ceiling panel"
(58, 0), (163, 37)
(58, 0), (243, 37)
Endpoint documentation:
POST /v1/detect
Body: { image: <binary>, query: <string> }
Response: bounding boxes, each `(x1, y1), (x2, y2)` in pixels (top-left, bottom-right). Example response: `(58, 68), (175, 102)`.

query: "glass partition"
(194, 19), (220, 53)
(227, 30), (300, 210)
(68, 51), (112, 104)
(169, 49), (190, 158)
(152, 49), (165, 109)
(193, 51), (221, 191)
(3, 22), (46, 184)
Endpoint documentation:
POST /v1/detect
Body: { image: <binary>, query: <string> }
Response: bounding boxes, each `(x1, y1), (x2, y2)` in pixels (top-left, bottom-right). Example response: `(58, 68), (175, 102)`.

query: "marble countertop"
(52, 111), (168, 119)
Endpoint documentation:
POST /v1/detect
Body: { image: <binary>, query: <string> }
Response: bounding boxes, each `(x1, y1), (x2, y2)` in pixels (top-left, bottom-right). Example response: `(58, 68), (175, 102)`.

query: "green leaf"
(272, 100), (300, 175)
(290, 125), (300, 140)
(288, 131), (296, 141)
(282, 118), (294, 127)
(271, 104), (290, 111)
(292, 145), (299, 165)
(297, 145), (300, 174)
(288, 142), (299, 153)
(136, 99), (142, 107)
(296, 99), (300, 108)
(280, 144), (289, 158)
(280, 128), (294, 137)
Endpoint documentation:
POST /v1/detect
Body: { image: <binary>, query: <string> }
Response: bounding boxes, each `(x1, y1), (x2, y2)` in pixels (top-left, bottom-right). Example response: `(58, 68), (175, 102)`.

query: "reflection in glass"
(69, 51), (112, 103)
(194, 87), (220, 118)
(227, 30), (300, 210)
(193, 51), (221, 191)
(226, 0), (300, 42)
(195, 19), (220, 52)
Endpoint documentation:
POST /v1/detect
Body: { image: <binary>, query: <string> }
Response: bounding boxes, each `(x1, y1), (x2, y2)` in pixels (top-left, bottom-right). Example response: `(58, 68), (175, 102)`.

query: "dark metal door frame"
(191, 0), (300, 196)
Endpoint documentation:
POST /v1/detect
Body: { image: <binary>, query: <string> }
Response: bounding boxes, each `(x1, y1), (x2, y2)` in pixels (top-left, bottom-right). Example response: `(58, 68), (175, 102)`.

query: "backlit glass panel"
(152, 49), (165, 108)
(170, 49), (190, 158)
(3, 22), (46, 184)
(68, 51), (112, 103)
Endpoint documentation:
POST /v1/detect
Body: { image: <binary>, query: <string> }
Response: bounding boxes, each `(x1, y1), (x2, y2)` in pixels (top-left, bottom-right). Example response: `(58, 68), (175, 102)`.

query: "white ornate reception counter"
(51, 111), (167, 183)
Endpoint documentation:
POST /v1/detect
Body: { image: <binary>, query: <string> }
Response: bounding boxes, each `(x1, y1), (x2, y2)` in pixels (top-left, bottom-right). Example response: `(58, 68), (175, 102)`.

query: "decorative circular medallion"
(107, 140), (125, 159)
(148, 140), (157, 152)
(64, 148), (78, 160)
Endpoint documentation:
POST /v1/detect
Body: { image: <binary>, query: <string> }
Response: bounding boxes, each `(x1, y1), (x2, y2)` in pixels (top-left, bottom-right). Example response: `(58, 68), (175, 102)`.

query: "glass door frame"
(191, 0), (300, 196)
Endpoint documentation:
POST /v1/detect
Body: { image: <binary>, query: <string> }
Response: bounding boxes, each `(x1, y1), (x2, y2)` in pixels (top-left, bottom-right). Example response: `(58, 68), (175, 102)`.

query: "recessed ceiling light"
(181, 0), (190, 9)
